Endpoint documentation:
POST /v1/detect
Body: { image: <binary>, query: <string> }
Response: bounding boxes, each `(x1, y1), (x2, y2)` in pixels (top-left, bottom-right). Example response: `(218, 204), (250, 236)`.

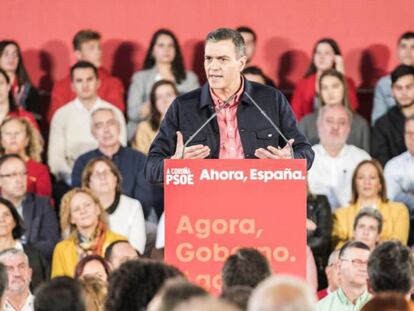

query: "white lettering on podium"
(199, 169), (244, 181)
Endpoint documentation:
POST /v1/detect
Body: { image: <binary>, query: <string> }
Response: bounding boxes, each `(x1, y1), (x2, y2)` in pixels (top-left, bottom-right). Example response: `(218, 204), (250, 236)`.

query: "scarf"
(75, 221), (107, 259)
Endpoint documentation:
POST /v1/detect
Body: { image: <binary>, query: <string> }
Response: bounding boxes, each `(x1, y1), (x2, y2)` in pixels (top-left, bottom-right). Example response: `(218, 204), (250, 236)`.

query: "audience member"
(34, 276), (86, 311)
(173, 296), (240, 311)
(132, 80), (178, 154)
(0, 68), (38, 129)
(0, 198), (48, 289)
(0, 262), (7, 311)
(291, 38), (359, 120)
(104, 240), (139, 270)
(220, 286), (252, 311)
(317, 250), (340, 300)
(242, 66), (276, 87)
(317, 241), (371, 311)
(248, 275), (317, 311)
(0, 41), (38, 113)
(74, 255), (110, 284)
(307, 105), (371, 209)
(236, 26), (257, 64)
(384, 116), (414, 217)
(221, 248), (271, 290)
(0, 248), (34, 311)
(48, 29), (124, 122)
(147, 278), (208, 311)
(367, 240), (414, 298)
(307, 246), (318, 293)
(78, 276), (106, 311)
(299, 69), (370, 151)
(371, 65), (414, 166)
(0, 154), (59, 260)
(332, 159), (409, 248)
(51, 188), (126, 278)
(48, 61), (126, 187)
(71, 107), (157, 218)
(127, 29), (199, 137)
(361, 292), (411, 311)
(352, 207), (383, 250)
(372, 32), (414, 124)
(81, 157), (146, 254)
(105, 259), (183, 311)
(306, 189), (331, 289)
(0, 117), (51, 196)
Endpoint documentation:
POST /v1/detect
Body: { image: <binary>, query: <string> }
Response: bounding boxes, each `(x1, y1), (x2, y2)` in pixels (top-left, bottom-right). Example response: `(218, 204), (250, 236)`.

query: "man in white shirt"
(384, 116), (414, 217)
(308, 105), (370, 209)
(0, 249), (34, 311)
(48, 61), (126, 185)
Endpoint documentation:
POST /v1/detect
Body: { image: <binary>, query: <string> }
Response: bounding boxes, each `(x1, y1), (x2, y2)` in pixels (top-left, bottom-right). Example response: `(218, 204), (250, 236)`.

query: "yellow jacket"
(51, 230), (126, 278)
(132, 121), (157, 155)
(332, 201), (409, 249)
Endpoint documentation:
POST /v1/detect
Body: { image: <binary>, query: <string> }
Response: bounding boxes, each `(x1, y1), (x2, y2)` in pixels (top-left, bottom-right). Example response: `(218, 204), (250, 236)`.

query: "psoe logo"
(166, 167), (194, 185)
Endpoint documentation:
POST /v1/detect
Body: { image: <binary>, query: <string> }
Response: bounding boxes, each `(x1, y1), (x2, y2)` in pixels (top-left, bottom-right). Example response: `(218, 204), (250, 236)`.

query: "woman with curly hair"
(51, 188), (126, 278)
(0, 116), (51, 196)
(127, 29), (199, 138)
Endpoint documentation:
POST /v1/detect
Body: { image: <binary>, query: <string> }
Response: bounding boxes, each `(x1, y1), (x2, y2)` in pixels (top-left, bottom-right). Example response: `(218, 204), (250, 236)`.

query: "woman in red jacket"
(291, 38), (359, 121)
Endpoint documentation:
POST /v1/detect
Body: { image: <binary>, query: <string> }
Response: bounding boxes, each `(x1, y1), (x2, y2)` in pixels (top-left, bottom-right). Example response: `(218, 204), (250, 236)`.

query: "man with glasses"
(317, 241), (371, 310)
(0, 155), (59, 261)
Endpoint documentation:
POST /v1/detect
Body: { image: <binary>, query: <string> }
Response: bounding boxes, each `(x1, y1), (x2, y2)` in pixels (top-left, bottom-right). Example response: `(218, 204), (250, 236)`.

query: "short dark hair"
(222, 248), (271, 289)
(206, 28), (245, 58)
(155, 278), (208, 311)
(70, 61), (99, 81)
(367, 240), (414, 295)
(220, 285), (253, 310)
(104, 240), (139, 261)
(0, 262), (8, 301)
(0, 197), (25, 239)
(236, 26), (257, 42)
(105, 260), (183, 311)
(74, 255), (111, 280)
(339, 240), (370, 259)
(34, 277), (86, 311)
(73, 30), (101, 51)
(0, 153), (25, 171)
(360, 292), (410, 311)
(398, 32), (414, 44)
(353, 207), (383, 234)
(391, 65), (414, 85)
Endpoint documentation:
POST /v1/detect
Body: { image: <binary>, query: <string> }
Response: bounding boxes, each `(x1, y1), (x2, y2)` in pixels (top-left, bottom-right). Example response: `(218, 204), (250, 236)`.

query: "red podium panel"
(164, 159), (307, 294)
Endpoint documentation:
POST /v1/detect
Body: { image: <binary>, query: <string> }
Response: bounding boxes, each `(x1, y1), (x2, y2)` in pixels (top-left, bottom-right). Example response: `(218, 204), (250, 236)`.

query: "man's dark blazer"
(145, 79), (314, 183)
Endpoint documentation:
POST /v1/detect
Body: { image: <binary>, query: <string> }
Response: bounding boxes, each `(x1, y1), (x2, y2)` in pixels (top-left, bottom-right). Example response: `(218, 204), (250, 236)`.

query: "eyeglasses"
(340, 258), (368, 267)
(0, 171), (27, 179)
(90, 170), (114, 179)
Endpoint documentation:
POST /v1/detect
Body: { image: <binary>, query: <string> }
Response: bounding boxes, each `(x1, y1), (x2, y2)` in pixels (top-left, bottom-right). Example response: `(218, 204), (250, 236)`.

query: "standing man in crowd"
(372, 32), (414, 124)
(236, 26), (257, 64)
(48, 29), (124, 122)
(146, 28), (313, 183)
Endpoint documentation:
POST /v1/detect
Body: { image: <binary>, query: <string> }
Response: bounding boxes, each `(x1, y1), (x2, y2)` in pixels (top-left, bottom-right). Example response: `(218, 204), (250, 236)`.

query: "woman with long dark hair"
(0, 41), (39, 113)
(127, 29), (199, 138)
(291, 38), (359, 120)
(132, 80), (178, 154)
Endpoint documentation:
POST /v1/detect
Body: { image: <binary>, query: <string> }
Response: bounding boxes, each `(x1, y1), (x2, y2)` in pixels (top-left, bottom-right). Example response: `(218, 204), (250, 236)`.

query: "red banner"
(164, 159), (307, 294)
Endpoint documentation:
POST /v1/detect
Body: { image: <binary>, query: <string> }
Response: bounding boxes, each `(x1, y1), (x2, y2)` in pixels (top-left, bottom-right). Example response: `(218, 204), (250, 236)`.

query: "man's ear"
(74, 50), (82, 61)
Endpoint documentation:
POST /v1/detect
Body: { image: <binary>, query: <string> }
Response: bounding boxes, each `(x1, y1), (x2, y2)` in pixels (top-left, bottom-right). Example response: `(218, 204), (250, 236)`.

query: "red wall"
(1, 0), (414, 92)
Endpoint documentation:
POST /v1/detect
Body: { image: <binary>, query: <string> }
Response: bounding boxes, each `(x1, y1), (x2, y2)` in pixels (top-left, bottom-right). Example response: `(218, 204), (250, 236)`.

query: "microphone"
(244, 92), (295, 159)
(181, 94), (235, 159)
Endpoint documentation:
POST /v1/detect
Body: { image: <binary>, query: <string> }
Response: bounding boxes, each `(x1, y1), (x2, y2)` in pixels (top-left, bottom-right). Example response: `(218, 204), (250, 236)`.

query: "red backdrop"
(1, 0), (413, 93)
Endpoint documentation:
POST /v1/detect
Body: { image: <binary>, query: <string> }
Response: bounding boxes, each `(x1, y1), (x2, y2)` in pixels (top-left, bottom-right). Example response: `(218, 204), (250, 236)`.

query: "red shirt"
(26, 159), (52, 197)
(210, 78), (244, 159)
(47, 67), (125, 123)
(291, 73), (359, 121)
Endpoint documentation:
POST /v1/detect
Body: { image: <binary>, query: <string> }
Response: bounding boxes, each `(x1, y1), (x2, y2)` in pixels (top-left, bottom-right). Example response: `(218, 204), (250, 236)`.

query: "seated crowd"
(0, 26), (413, 310)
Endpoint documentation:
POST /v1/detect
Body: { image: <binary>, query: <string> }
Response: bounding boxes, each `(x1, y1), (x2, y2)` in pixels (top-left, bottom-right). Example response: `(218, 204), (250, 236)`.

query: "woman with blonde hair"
(332, 159), (409, 249)
(51, 188), (126, 278)
(0, 116), (51, 196)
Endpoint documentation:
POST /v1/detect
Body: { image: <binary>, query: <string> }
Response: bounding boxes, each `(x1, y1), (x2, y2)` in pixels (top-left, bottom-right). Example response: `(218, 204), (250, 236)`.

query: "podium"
(164, 159), (307, 294)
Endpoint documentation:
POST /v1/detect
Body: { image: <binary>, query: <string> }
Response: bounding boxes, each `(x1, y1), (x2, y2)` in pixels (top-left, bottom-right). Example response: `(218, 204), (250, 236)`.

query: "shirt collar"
(336, 287), (370, 306)
(96, 146), (124, 159)
(74, 97), (101, 112)
(209, 76), (245, 108)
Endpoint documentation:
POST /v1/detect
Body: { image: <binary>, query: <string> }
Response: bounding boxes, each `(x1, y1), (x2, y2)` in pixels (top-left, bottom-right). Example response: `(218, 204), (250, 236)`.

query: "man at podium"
(145, 28), (314, 183)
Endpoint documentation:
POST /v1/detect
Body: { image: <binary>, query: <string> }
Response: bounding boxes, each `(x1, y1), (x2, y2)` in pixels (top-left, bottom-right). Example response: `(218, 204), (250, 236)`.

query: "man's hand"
(254, 139), (294, 159)
(171, 131), (210, 159)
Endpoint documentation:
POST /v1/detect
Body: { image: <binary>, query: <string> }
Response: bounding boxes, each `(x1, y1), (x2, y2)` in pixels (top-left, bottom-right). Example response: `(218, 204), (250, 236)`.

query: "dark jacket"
(145, 80), (314, 183)
(371, 106), (405, 166)
(24, 244), (49, 290)
(22, 193), (60, 261)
